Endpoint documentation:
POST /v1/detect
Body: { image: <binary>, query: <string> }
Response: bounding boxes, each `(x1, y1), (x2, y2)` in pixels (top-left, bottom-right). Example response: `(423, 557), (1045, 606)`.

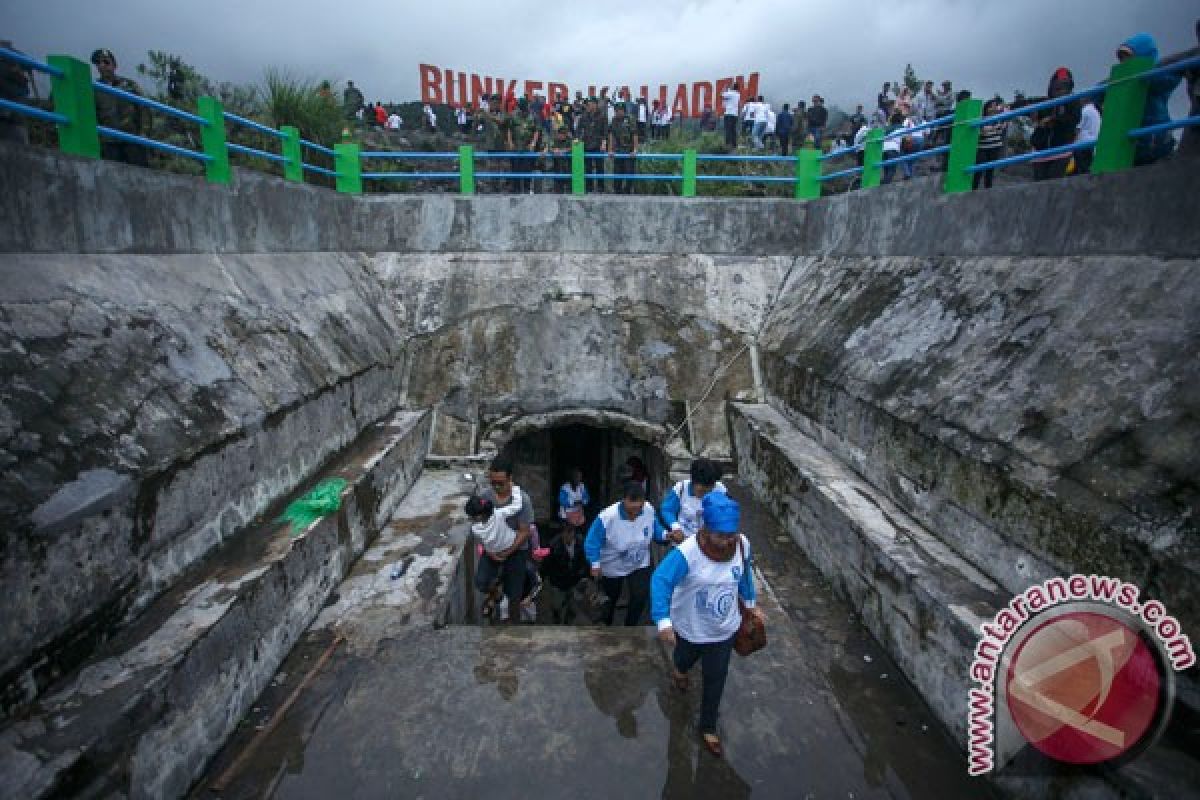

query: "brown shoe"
(671, 669), (689, 692)
(701, 732), (723, 758)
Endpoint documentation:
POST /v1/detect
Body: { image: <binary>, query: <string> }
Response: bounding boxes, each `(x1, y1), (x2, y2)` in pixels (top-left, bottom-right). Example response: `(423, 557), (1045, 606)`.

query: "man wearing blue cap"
(651, 491), (762, 757)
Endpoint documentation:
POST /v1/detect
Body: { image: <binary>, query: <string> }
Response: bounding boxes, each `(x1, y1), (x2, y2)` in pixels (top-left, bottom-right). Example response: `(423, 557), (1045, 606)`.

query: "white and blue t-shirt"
(558, 482), (590, 519)
(584, 501), (665, 578)
(660, 480), (728, 538)
(651, 534), (756, 644)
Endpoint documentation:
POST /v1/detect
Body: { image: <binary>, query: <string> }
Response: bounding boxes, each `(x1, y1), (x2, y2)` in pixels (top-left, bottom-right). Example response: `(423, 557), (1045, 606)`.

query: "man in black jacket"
(806, 95), (829, 150)
(540, 525), (590, 624)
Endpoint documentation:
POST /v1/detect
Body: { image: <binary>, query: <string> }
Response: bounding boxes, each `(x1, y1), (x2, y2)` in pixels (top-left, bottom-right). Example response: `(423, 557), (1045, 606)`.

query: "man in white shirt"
(721, 80), (741, 149)
(750, 96), (769, 149)
(387, 112), (402, 131)
(1075, 98), (1101, 174)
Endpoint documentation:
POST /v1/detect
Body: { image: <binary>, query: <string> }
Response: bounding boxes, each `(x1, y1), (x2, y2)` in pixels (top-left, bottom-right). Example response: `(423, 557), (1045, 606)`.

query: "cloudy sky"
(7, 0), (1197, 111)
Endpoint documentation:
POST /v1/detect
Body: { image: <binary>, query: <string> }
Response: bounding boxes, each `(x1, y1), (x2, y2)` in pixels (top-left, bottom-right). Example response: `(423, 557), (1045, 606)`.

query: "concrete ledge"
(729, 402), (1006, 742)
(1, 360), (407, 716)
(804, 157), (1200, 258)
(0, 409), (431, 799)
(0, 143), (807, 256)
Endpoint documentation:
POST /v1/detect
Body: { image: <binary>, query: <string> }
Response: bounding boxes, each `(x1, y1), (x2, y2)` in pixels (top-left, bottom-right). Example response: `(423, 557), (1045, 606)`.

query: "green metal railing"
(2, 47), (1197, 200)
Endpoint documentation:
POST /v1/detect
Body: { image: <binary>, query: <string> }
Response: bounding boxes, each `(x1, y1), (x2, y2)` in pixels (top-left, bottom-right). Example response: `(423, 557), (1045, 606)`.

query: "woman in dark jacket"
(1031, 67), (1081, 181)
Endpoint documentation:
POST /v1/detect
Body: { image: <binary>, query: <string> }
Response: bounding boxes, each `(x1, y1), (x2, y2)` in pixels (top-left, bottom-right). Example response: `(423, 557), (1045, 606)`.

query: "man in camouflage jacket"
(607, 102), (639, 194)
(577, 97), (608, 193)
(91, 49), (148, 167)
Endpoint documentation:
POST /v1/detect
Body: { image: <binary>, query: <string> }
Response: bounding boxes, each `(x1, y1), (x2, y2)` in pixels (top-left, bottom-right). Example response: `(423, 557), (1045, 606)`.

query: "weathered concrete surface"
(803, 160), (1200, 259)
(376, 252), (783, 456)
(757, 251), (1200, 637)
(729, 402), (1007, 745)
(197, 479), (990, 800)
(0, 251), (410, 714)
(0, 409), (430, 800)
(0, 143), (808, 256)
(311, 469), (471, 651)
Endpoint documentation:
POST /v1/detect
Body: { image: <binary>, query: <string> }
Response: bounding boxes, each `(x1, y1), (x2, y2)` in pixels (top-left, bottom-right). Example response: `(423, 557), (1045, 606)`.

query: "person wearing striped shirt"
(973, 97), (1008, 190)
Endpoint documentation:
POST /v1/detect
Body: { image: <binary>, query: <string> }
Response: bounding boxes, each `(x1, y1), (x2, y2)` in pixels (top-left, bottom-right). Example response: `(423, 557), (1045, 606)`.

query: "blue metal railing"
(364, 171), (459, 179)
(0, 46), (62, 76)
(92, 81), (208, 127)
(819, 145), (862, 162)
(222, 111), (286, 139)
(97, 125), (213, 161)
(300, 138), (336, 157)
(0, 48), (69, 130)
(887, 143), (950, 167)
(226, 142), (287, 164)
(818, 165), (864, 182)
(885, 112), (954, 139)
(302, 163), (340, 177)
(1128, 115), (1200, 138)
(361, 150), (459, 159)
(0, 98), (68, 125)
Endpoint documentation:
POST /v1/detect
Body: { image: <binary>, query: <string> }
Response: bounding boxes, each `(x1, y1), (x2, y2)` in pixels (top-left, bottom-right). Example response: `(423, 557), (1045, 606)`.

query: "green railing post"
(1093, 56), (1153, 175)
(196, 96), (230, 184)
(335, 142), (361, 194)
(794, 147), (820, 200)
(570, 140), (585, 195)
(943, 98), (982, 194)
(280, 125), (303, 182)
(459, 144), (475, 195)
(861, 129), (884, 189)
(48, 55), (99, 158)
(682, 148), (697, 197)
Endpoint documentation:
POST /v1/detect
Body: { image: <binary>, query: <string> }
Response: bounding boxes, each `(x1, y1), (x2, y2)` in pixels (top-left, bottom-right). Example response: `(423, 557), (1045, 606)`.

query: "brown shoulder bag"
(733, 536), (766, 656)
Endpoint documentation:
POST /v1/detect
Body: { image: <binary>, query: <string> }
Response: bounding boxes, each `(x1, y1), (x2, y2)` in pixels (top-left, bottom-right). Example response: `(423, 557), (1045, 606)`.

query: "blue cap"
(702, 492), (740, 534)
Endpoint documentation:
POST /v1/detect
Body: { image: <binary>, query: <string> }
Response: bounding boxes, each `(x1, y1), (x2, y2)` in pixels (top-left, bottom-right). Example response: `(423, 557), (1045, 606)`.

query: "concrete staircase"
(0, 410), (431, 800)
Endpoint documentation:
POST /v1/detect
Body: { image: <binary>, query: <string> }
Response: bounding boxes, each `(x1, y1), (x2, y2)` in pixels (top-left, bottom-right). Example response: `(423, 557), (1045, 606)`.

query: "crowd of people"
(337, 27), (1196, 192)
(464, 455), (759, 756)
(2, 25), (1195, 189)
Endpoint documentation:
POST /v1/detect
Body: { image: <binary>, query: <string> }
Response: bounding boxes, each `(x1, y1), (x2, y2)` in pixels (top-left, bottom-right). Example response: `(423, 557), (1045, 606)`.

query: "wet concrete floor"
(195, 478), (994, 799)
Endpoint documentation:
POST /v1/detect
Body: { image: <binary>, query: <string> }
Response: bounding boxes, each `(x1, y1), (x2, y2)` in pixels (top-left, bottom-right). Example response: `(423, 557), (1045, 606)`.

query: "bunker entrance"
(444, 422), (669, 627)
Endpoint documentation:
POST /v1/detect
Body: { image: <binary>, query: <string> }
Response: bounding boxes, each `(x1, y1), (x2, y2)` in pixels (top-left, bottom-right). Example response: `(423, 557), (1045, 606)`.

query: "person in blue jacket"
(660, 458), (727, 544)
(652, 492), (762, 758)
(557, 467), (590, 530)
(1117, 32), (1183, 165)
(585, 481), (667, 626)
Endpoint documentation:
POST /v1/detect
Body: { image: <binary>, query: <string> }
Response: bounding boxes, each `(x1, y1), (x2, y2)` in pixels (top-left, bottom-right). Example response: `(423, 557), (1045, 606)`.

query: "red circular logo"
(1005, 611), (1161, 764)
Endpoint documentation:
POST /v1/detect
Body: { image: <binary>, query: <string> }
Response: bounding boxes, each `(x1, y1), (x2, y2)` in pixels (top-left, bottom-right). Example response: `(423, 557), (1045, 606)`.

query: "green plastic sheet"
(279, 477), (348, 535)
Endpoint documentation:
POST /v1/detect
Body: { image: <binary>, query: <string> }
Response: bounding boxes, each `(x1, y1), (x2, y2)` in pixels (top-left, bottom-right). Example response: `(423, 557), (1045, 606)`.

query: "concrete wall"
(0, 248), (411, 714)
(0, 143), (807, 255)
(760, 160), (1200, 639)
(375, 251), (784, 455)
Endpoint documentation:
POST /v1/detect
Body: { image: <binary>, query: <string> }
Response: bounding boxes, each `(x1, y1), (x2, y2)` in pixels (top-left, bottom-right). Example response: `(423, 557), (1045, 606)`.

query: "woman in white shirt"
(652, 492), (762, 757)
